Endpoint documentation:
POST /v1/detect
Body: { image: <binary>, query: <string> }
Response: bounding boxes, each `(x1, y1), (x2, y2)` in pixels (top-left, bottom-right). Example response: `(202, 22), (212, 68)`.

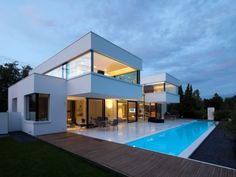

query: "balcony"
(144, 92), (180, 103)
(67, 72), (142, 99)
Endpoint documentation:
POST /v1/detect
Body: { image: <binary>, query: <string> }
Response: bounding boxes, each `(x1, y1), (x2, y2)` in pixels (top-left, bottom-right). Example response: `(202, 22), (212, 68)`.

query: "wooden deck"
(38, 132), (236, 177)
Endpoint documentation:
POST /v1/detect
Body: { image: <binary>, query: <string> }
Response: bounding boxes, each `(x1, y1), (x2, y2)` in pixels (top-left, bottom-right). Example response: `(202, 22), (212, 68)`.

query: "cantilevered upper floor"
(29, 32), (142, 99)
(30, 32), (142, 83)
(142, 73), (180, 103)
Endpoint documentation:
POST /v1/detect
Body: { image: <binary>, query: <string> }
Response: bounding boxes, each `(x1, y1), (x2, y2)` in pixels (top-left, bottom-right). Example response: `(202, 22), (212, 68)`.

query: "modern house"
(8, 32), (180, 136)
(142, 73), (180, 119)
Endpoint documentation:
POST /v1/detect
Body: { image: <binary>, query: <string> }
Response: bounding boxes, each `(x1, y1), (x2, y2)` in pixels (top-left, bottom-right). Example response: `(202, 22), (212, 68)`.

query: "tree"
(0, 61), (32, 111)
(178, 85), (184, 117)
(204, 93), (223, 110)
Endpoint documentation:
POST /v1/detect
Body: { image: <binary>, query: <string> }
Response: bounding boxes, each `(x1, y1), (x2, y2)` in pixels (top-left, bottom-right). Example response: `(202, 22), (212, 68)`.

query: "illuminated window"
(153, 84), (164, 92)
(165, 83), (178, 94)
(46, 66), (63, 78)
(94, 52), (139, 84)
(67, 52), (91, 79)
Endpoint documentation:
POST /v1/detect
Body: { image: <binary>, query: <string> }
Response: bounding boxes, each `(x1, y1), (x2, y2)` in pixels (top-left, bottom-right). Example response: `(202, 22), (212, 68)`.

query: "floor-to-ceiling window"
(67, 98), (87, 127)
(138, 102), (144, 121)
(67, 52), (91, 79)
(128, 101), (137, 122)
(150, 103), (156, 118)
(94, 52), (140, 84)
(45, 52), (91, 79)
(117, 101), (138, 123)
(144, 103), (162, 119)
(117, 101), (127, 122)
(105, 99), (117, 122)
(88, 99), (104, 126)
(26, 93), (49, 121)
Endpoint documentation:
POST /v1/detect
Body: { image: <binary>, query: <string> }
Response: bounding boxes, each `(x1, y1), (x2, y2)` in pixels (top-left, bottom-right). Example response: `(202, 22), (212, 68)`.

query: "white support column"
(161, 103), (167, 119)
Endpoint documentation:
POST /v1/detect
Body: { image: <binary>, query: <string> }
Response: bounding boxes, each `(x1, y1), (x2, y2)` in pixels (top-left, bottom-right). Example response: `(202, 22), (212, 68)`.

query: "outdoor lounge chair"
(148, 118), (164, 123)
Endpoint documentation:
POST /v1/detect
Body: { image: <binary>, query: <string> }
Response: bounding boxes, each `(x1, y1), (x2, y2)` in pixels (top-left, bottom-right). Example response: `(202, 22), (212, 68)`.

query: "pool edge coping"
(179, 121), (218, 158)
(123, 119), (195, 144)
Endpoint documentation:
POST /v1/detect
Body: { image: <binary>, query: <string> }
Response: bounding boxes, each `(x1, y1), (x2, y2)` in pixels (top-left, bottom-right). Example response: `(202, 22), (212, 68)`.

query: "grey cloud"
(0, 0), (236, 96)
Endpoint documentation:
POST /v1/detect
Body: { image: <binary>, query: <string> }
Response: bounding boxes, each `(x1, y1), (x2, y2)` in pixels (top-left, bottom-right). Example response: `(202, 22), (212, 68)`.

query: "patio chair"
(109, 119), (118, 130)
(96, 117), (106, 127)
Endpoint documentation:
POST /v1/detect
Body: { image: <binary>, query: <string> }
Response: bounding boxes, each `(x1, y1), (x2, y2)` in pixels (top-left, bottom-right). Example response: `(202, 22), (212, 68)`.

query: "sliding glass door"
(88, 99), (104, 125)
(117, 101), (127, 122)
(128, 101), (137, 122)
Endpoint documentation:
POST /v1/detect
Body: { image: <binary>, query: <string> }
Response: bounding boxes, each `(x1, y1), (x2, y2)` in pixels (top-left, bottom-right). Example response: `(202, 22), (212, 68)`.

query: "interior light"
(106, 100), (113, 109)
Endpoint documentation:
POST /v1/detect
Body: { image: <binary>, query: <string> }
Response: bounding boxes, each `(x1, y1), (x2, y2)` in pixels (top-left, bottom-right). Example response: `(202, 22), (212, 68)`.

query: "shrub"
(228, 110), (236, 139)
(193, 110), (206, 119)
(214, 109), (231, 121)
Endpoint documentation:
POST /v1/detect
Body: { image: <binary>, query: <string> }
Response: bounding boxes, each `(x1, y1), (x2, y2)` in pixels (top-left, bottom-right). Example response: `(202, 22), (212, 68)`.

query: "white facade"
(142, 73), (181, 118)
(31, 32), (142, 75)
(8, 32), (182, 136)
(8, 74), (67, 135)
(8, 32), (143, 136)
(142, 73), (180, 103)
(67, 72), (141, 99)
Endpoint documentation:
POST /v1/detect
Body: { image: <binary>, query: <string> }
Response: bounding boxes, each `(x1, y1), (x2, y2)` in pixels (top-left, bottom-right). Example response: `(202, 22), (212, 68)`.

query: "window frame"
(25, 93), (50, 121)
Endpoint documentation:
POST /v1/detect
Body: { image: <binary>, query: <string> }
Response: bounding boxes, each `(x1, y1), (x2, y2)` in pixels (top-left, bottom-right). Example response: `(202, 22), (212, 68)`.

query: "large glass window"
(144, 83), (178, 94)
(165, 83), (178, 94)
(46, 66), (63, 78)
(26, 94), (36, 121)
(154, 84), (164, 93)
(117, 101), (127, 122)
(138, 102), (144, 120)
(67, 52), (91, 79)
(105, 99), (117, 121)
(144, 84), (164, 93)
(128, 101), (137, 122)
(144, 103), (161, 119)
(94, 52), (139, 84)
(67, 99), (86, 126)
(26, 94), (49, 121)
(38, 94), (49, 121)
(88, 99), (104, 126)
(114, 71), (138, 84)
(45, 52), (91, 80)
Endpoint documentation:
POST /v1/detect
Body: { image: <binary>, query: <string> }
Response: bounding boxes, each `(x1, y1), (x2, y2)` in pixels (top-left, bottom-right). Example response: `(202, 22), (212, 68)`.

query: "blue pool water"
(127, 121), (215, 156)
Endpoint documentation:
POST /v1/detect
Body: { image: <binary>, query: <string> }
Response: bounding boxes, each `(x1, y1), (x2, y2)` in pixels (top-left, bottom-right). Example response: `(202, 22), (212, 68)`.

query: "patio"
(68, 119), (192, 143)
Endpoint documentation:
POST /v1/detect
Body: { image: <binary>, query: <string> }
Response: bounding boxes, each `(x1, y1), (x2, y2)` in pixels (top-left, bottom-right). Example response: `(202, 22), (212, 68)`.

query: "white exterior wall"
(8, 32), (143, 136)
(0, 113), (8, 134)
(9, 112), (21, 132)
(145, 92), (180, 103)
(141, 73), (180, 86)
(67, 73), (142, 99)
(91, 33), (142, 70)
(30, 32), (142, 75)
(142, 73), (180, 104)
(8, 74), (67, 136)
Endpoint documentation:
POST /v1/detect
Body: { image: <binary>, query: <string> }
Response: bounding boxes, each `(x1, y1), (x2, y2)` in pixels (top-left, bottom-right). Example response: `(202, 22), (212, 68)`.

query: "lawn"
(0, 136), (119, 177)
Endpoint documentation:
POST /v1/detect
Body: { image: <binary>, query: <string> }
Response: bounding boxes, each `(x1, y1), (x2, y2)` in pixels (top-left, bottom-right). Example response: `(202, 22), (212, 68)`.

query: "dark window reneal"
(26, 93), (49, 121)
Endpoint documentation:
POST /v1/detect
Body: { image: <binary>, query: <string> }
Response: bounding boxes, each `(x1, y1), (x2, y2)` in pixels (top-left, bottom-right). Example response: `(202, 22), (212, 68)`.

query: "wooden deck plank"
(38, 133), (236, 177)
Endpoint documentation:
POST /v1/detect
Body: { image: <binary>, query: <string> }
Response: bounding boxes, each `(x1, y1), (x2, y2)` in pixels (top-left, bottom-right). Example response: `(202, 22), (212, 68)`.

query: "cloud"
(21, 4), (57, 28)
(0, 0), (236, 97)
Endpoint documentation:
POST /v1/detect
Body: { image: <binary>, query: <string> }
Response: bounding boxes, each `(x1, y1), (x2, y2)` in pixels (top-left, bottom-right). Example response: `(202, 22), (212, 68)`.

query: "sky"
(0, 0), (236, 98)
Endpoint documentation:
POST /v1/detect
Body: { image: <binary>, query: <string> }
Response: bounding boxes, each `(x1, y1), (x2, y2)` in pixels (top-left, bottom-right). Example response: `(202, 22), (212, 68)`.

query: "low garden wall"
(0, 112), (21, 134)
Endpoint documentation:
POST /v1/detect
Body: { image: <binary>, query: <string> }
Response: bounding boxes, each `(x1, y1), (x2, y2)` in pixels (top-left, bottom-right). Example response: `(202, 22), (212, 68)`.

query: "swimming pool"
(127, 120), (215, 157)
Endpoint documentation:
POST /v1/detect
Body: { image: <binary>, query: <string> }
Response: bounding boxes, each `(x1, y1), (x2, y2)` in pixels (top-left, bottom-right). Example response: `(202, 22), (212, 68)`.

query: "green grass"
(0, 136), (119, 177)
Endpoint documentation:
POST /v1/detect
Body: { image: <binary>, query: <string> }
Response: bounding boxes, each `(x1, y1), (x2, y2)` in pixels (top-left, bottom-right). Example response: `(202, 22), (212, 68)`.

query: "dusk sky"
(0, 0), (236, 97)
